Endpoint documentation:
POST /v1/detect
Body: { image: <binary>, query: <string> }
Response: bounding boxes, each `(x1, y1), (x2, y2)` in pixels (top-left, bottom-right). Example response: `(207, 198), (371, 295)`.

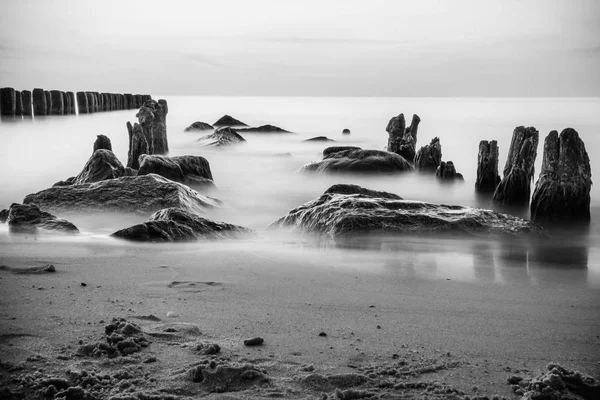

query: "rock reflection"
(471, 241), (496, 283)
(495, 239), (531, 284)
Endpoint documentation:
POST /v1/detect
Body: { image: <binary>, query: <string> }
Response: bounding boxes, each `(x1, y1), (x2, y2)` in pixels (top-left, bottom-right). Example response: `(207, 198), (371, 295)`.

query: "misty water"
(1, 96), (599, 287)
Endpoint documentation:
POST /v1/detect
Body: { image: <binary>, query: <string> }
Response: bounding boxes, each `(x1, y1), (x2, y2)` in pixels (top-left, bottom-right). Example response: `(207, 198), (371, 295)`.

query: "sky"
(0, 0), (599, 96)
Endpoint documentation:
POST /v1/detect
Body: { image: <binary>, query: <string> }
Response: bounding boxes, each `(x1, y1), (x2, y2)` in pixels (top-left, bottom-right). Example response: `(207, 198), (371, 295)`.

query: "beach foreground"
(1, 238), (598, 399)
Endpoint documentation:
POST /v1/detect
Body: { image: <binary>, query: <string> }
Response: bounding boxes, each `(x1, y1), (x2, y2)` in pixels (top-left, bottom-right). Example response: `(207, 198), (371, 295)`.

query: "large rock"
(342, 128), (351, 135)
(213, 115), (248, 127)
(301, 149), (413, 174)
(93, 135), (112, 152)
(530, 128), (592, 224)
(322, 146), (362, 157)
(136, 99), (169, 154)
(24, 174), (222, 215)
(435, 161), (464, 181)
(126, 121), (149, 169)
(0, 87), (16, 116)
(271, 184), (544, 239)
(386, 113), (420, 162)
(33, 88), (47, 116)
(184, 121), (214, 132)
(493, 126), (539, 207)
(72, 149), (135, 185)
(475, 140), (500, 193)
(22, 90), (33, 116)
(237, 125), (290, 133)
(5, 203), (78, 233)
(112, 208), (251, 242)
(198, 127), (246, 147)
(138, 155), (215, 188)
(414, 137), (442, 172)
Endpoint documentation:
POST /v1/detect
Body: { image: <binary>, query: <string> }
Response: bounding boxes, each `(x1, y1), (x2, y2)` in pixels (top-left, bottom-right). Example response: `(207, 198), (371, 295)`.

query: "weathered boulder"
(322, 146), (362, 157)
(136, 99), (169, 154)
(24, 174), (222, 215)
(126, 121), (149, 169)
(414, 137), (442, 172)
(237, 125), (290, 133)
(76, 91), (89, 114)
(0, 87), (16, 116)
(15, 90), (23, 116)
(301, 149), (414, 174)
(93, 135), (112, 152)
(213, 115), (248, 127)
(493, 126), (539, 207)
(44, 91), (52, 115)
(22, 90), (32, 116)
(138, 155), (215, 188)
(304, 136), (334, 142)
(475, 140), (500, 192)
(72, 149), (135, 185)
(53, 177), (75, 187)
(198, 127), (246, 147)
(33, 88), (47, 116)
(49, 90), (64, 115)
(112, 208), (251, 242)
(184, 121), (214, 132)
(436, 161), (464, 181)
(386, 113), (420, 162)
(271, 184), (544, 239)
(342, 128), (351, 135)
(530, 128), (592, 224)
(5, 203), (78, 233)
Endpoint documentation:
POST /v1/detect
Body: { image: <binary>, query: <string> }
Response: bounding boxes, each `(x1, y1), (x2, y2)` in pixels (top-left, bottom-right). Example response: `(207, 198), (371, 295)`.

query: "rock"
(436, 161), (464, 181)
(243, 337), (264, 346)
(414, 137), (442, 172)
(0, 208), (8, 223)
(22, 90), (32, 116)
(530, 128), (592, 224)
(136, 99), (169, 154)
(76, 91), (89, 114)
(319, 332), (327, 337)
(138, 154), (215, 188)
(387, 113), (420, 162)
(93, 135), (112, 152)
(44, 91), (52, 115)
(49, 90), (64, 115)
(322, 146), (362, 157)
(184, 121), (214, 132)
(0, 87), (16, 116)
(213, 114), (248, 127)
(516, 363), (599, 400)
(24, 174), (222, 215)
(493, 126), (539, 207)
(14, 90), (23, 116)
(270, 184), (544, 239)
(475, 140), (501, 193)
(305, 136), (334, 142)
(112, 208), (251, 242)
(198, 127), (246, 147)
(53, 177), (75, 187)
(237, 124), (290, 133)
(72, 149), (135, 185)
(78, 318), (149, 358)
(5, 203), (78, 233)
(66, 92), (76, 114)
(301, 149), (414, 174)
(342, 128), (351, 135)
(126, 121), (149, 169)
(33, 88), (47, 116)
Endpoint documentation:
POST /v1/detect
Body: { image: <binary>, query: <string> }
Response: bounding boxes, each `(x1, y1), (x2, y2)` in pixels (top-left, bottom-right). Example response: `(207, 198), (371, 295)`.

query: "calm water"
(1, 97), (599, 286)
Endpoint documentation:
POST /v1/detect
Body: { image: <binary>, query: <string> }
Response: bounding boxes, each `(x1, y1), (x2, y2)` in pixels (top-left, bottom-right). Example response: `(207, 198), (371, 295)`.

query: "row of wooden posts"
(0, 87), (151, 117)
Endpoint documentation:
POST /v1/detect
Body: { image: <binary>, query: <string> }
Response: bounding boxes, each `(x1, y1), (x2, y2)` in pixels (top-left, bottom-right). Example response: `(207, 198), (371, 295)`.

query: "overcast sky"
(1, 0), (599, 96)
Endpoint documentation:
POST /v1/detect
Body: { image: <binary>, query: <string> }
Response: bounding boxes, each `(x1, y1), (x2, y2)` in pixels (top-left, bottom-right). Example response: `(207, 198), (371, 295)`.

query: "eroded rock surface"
(302, 149), (413, 174)
(436, 161), (464, 181)
(5, 203), (78, 233)
(93, 135), (112, 152)
(72, 149), (136, 185)
(136, 99), (168, 154)
(213, 114), (248, 127)
(237, 124), (290, 133)
(138, 155), (215, 188)
(184, 121), (214, 132)
(198, 127), (246, 147)
(415, 137), (442, 172)
(386, 113), (420, 162)
(475, 140), (501, 192)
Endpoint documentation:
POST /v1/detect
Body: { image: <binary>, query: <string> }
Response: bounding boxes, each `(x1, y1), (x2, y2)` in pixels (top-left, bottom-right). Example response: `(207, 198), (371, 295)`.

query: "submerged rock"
(237, 124), (290, 133)
(530, 128), (592, 224)
(112, 208), (251, 242)
(24, 174), (222, 215)
(213, 114), (248, 127)
(184, 121), (214, 131)
(386, 113), (420, 162)
(436, 161), (464, 181)
(475, 140), (501, 193)
(302, 149), (413, 174)
(414, 137), (442, 172)
(5, 203), (78, 233)
(342, 128), (351, 135)
(271, 184), (544, 239)
(0, 208), (8, 223)
(93, 134), (112, 152)
(72, 149), (135, 185)
(322, 146), (362, 157)
(138, 154), (215, 188)
(198, 127), (246, 147)
(305, 136), (334, 142)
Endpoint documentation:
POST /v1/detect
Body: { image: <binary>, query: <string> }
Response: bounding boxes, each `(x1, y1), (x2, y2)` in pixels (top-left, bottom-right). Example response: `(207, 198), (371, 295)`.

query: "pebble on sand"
(244, 337), (264, 346)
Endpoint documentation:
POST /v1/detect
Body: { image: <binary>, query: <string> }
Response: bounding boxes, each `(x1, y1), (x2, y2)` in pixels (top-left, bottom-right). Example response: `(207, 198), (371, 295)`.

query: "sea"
(1, 96), (599, 287)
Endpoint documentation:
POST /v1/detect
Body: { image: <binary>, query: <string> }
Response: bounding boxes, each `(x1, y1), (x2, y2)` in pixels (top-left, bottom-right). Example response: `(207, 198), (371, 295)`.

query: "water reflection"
(471, 241), (496, 283)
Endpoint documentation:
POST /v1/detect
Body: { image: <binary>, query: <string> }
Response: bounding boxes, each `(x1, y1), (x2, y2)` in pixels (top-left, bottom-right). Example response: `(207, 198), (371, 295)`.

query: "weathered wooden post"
(22, 90), (32, 117)
(50, 90), (64, 115)
(62, 91), (70, 115)
(475, 140), (500, 193)
(15, 90), (23, 116)
(44, 91), (52, 115)
(33, 88), (47, 116)
(67, 92), (76, 114)
(0, 87), (16, 116)
(76, 91), (89, 114)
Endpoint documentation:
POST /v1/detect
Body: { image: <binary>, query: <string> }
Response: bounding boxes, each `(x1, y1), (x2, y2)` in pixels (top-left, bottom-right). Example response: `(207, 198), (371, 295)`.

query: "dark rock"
(271, 184), (545, 239)
(414, 137), (442, 172)
(138, 154), (215, 188)
(342, 128), (351, 135)
(213, 114), (248, 127)
(112, 208), (251, 242)
(475, 140), (501, 193)
(493, 126), (539, 207)
(301, 149), (413, 174)
(387, 113), (420, 162)
(44, 90), (52, 115)
(243, 337), (264, 346)
(53, 177), (75, 187)
(319, 332), (327, 337)
(126, 121), (149, 169)
(67, 92), (76, 114)
(304, 136), (334, 142)
(237, 124), (290, 133)
(93, 135), (112, 152)
(5, 203), (78, 233)
(22, 90), (32, 116)
(50, 90), (64, 115)
(24, 174), (222, 215)
(14, 90), (23, 116)
(184, 121), (214, 131)
(323, 146), (362, 157)
(436, 161), (464, 181)
(33, 88), (47, 116)
(136, 99), (169, 154)
(0, 87), (16, 116)
(198, 126), (246, 147)
(76, 91), (89, 114)
(72, 149), (134, 185)
(0, 208), (9, 223)
(530, 128), (592, 224)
